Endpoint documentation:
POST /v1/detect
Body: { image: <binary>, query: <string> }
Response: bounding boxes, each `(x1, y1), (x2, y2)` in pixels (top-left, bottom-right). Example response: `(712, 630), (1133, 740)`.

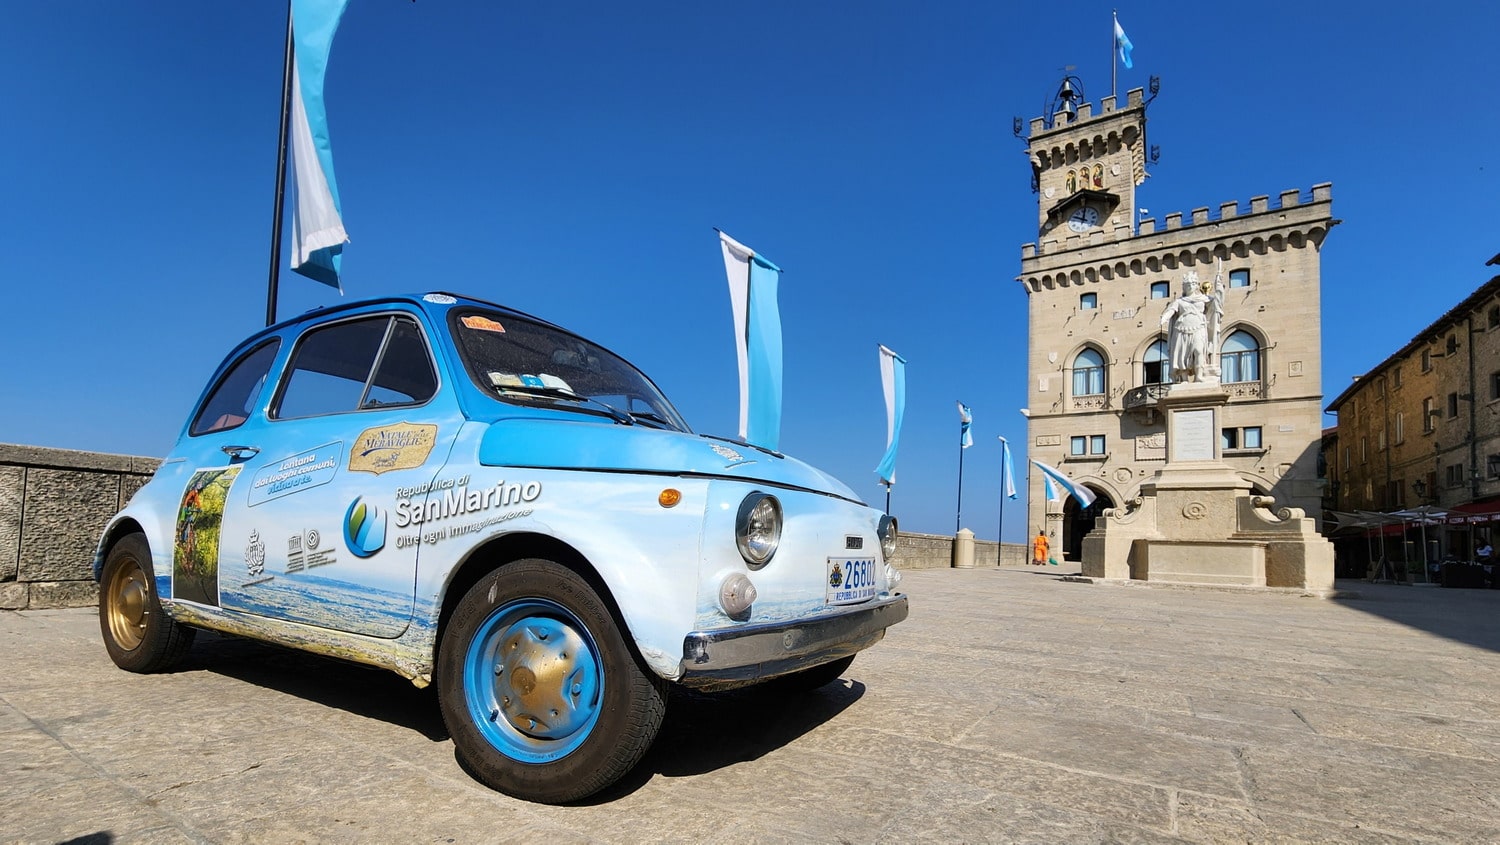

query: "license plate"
(827, 557), (878, 605)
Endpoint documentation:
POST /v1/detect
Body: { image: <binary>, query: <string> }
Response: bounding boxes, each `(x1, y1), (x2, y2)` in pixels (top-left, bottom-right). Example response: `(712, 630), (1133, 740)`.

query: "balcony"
(1122, 384), (1170, 423)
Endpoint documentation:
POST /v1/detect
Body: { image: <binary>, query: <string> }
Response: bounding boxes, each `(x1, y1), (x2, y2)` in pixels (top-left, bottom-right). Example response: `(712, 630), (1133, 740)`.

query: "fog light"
(718, 572), (757, 617)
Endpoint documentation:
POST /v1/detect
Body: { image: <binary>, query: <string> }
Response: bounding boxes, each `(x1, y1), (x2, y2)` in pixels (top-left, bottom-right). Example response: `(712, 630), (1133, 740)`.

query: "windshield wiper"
(626, 410), (680, 431)
(494, 385), (634, 426)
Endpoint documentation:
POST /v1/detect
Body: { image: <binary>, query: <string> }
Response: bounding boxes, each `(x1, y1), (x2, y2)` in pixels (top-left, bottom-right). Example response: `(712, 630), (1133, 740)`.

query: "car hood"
(477, 418), (862, 503)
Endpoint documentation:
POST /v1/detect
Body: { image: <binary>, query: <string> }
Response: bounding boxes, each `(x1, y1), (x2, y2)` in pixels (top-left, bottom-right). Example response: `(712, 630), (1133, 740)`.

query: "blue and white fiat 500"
(95, 292), (907, 803)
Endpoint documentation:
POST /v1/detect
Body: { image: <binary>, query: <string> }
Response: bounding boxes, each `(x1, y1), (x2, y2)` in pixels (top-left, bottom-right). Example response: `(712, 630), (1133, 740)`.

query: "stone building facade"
(1324, 261), (1500, 560)
(1019, 86), (1334, 560)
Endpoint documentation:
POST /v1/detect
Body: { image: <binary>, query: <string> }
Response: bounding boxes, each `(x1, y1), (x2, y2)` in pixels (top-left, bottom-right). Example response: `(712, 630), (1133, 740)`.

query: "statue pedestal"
(1081, 383), (1333, 590)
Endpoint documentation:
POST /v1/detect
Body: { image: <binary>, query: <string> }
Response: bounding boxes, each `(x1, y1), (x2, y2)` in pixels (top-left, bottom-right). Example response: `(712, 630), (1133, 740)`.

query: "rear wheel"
(99, 533), (195, 672)
(437, 559), (666, 803)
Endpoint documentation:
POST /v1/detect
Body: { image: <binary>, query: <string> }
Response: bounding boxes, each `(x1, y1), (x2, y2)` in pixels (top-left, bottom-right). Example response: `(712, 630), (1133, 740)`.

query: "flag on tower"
(1114, 14), (1134, 69)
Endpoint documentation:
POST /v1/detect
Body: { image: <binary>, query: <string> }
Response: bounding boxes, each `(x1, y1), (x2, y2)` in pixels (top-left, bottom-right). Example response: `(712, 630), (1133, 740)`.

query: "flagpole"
(997, 438), (1007, 561)
(955, 420), (966, 533)
(1111, 9), (1118, 101)
(265, 0), (296, 327)
(997, 477), (1005, 562)
(884, 481), (891, 515)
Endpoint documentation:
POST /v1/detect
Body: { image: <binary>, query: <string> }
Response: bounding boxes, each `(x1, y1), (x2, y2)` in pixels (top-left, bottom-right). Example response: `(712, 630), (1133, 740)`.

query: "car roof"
(246, 291), (571, 343)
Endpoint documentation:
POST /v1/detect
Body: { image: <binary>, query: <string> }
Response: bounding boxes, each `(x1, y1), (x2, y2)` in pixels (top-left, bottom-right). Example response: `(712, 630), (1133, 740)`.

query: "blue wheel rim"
(463, 598), (603, 763)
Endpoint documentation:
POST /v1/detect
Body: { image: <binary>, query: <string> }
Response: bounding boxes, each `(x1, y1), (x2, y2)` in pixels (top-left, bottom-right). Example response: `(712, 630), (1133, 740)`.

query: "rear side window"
(274, 315), (438, 419)
(190, 340), (281, 436)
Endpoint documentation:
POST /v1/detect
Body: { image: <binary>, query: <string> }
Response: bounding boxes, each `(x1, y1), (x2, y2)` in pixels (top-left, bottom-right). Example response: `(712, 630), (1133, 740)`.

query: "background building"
(1324, 258), (1500, 569)
(1019, 82), (1334, 560)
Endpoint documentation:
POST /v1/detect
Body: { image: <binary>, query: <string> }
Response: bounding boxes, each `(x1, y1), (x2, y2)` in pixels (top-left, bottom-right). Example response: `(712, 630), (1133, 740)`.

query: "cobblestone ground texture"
(2, 570), (1499, 843)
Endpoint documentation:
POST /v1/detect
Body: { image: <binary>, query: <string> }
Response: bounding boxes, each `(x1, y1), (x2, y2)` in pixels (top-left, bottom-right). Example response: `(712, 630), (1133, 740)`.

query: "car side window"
(189, 340), (281, 436)
(274, 315), (437, 419)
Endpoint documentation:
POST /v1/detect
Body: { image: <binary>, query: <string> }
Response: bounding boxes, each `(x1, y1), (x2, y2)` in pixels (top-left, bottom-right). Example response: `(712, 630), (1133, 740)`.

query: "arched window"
(1142, 338), (1168, 384)
(1072, 348), (1106, 396)
(1221, 331), (1261, 384)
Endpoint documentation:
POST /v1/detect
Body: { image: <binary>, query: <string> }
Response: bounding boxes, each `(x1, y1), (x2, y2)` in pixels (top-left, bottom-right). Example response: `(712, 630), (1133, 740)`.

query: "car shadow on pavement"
(577, 679), (865, 804)
(186, 631), (449, 741)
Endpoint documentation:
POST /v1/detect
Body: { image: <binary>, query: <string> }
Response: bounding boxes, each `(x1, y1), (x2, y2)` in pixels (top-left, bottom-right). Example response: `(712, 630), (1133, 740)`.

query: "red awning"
(1451, 498), (1500, 513)
(1446, 498), (1500, 524)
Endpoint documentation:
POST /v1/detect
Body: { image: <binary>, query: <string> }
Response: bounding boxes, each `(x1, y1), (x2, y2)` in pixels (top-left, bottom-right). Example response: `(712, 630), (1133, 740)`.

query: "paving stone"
(2, 570), (1499, 842)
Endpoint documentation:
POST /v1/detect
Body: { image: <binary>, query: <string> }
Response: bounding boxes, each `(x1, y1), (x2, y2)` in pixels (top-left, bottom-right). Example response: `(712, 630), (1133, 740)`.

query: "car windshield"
(450, 308), (690, 432)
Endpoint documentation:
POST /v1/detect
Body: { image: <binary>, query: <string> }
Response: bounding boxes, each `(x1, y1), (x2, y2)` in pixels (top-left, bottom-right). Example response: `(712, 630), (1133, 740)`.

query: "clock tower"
(1026, 78), (1150, 244)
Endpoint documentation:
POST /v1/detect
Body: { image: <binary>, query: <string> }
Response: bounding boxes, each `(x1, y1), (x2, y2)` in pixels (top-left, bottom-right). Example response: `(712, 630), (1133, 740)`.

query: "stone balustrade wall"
(0, 444), (159, 609)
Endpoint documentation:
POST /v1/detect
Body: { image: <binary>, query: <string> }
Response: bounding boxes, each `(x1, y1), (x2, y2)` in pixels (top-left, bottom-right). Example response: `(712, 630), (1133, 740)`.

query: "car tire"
(437, 558), (666, 804)
(765, 654), (855, 694)
(99, 533), (195, 673)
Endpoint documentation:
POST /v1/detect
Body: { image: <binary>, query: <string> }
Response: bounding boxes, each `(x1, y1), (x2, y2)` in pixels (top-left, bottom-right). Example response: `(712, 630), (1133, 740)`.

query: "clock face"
(1067, 205), (1100, 232)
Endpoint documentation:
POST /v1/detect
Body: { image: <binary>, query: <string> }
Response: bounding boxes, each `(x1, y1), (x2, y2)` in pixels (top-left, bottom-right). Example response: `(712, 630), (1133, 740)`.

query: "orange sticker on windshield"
(461, 316), (506, 333)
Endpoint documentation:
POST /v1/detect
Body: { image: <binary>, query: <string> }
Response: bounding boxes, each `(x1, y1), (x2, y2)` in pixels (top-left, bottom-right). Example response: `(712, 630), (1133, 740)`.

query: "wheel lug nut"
(489, 708), (499, 722)
(571, 683), (582, 695)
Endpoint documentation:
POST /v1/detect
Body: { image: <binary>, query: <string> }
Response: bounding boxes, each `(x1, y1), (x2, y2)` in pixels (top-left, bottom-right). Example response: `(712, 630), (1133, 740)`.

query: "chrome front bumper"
(675, 593), (909, 691)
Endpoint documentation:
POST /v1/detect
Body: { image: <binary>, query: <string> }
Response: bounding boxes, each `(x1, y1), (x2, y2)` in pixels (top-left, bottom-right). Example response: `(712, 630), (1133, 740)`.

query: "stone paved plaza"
(3, 569), (1499, 843)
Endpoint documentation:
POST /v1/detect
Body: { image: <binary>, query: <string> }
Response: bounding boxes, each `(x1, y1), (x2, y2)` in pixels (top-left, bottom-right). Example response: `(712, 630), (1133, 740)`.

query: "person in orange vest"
(1033, 529), (1049, 566)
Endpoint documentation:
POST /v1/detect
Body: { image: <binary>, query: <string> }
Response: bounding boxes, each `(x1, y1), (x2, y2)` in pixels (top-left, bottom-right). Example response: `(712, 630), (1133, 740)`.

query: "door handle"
(221, 445), (260, 460)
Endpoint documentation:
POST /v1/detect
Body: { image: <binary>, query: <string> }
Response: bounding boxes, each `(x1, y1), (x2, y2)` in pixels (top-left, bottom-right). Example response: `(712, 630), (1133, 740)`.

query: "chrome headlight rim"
(735, 492), (782, 568)
(878, 514), (898, 559)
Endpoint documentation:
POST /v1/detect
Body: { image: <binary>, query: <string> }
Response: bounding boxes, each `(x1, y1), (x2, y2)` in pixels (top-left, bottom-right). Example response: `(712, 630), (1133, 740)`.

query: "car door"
(209, 308), (463, 638)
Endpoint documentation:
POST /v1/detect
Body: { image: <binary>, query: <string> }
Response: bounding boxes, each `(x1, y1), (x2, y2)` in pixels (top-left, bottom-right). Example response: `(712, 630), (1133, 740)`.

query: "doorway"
(1063, 486), (1114, 561)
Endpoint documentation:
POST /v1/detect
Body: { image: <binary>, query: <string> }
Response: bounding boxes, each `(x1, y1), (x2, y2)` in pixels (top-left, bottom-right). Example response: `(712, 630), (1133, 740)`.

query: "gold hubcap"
(106, 557), (149, 651)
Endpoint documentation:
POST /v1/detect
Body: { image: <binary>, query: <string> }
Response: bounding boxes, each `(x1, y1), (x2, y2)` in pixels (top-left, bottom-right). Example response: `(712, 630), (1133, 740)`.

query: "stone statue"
(1159, 263), (1225, 383)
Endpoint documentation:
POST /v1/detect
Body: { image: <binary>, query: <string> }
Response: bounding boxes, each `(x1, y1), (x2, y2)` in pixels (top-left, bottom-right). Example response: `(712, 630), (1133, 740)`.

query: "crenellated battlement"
(1133, 184), (1333, 236)
(1021, 183), (1334, 265)
(1028, 87), (1146, 139)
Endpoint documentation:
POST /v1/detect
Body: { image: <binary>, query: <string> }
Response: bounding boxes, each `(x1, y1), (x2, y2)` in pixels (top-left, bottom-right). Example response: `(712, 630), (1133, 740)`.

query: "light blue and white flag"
(289, 0), (352, 289)
(719, 231), (783, 450)
(876, 345), (906, 485)
(1042, 472), (1059, 502)
(957, 402), (973, 448)
(998, 436), (1018, 499)
(1032, 460), (1097, 508)
(1114, 15), (1134, 70)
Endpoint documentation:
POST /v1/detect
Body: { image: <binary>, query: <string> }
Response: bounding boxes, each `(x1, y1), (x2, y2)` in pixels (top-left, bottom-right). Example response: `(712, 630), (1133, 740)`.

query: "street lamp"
(1412, 478), (1429, 502)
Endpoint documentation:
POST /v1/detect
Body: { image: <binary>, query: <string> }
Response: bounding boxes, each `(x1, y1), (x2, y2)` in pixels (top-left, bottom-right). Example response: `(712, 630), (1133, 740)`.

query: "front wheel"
(437, 559), (666, 803)
(99, 533), (195, 672)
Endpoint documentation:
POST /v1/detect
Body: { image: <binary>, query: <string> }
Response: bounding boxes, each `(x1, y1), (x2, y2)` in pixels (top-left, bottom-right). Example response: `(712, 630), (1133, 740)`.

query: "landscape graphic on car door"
(209, 311), (460, 638)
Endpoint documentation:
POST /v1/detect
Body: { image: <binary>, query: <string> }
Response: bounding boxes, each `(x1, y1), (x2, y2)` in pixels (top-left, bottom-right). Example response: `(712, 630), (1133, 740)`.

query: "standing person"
(1033, 529), (1049, 566)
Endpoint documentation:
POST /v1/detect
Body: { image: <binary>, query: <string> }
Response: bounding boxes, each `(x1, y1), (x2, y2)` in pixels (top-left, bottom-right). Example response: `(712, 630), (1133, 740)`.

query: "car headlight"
(735, 492), (782, 567)
(878, 514), (898, 560)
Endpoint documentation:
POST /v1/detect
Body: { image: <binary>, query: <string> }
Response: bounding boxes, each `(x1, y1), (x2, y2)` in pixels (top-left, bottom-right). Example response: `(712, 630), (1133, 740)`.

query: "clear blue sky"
(3, 2), (1497, 542)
